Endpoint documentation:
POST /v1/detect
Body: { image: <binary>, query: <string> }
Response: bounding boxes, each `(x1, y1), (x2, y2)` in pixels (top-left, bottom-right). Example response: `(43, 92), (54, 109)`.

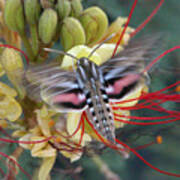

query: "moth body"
(76, 58), (115, 143)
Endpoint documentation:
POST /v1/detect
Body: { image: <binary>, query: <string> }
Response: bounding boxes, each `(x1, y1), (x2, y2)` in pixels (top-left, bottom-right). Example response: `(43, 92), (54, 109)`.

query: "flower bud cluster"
(3, 0), (109, 60)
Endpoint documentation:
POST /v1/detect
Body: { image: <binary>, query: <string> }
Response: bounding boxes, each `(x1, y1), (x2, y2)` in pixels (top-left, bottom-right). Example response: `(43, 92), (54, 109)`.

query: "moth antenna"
(44, 47), (78, 72)
(88, 33), (116, 59)
(44, 48), (79, 61)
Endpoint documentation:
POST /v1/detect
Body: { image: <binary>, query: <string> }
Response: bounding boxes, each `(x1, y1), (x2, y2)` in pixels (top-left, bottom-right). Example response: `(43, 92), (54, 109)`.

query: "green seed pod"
(24, 0), (41, 25)
(0, 48), (25, 98)
(4, 0), (25, 35)
(56, 0), (71, 20)
(38, 8), (58, 44)
(71, 0), (83, 17)
(60, 17), (86, 51)
(79, 6), (108, 45)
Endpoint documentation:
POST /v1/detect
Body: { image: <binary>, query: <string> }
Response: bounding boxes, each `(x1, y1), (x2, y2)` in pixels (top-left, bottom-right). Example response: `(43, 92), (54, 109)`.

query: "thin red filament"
(115, 138), (180, 177)
(114, 117), (180, 126)
(0, 152), (32, 180)
(143, 46), (180, 73)
(78, 116), (85, 145)
(130, 0), (165, 37)
(134, 141), (155, 151)
(0, 44), (29, 64)
(0, 136), (52, 144)
(112, 0), (138, 57)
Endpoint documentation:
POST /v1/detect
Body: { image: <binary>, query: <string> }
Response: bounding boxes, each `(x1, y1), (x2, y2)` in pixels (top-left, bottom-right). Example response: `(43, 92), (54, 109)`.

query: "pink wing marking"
(53, 93), (86, 105)
(106, 74), (140, 95)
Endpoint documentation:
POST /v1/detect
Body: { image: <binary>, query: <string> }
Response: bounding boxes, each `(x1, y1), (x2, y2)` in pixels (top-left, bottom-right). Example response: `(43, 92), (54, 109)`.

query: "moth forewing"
(23, 36), (159, 145)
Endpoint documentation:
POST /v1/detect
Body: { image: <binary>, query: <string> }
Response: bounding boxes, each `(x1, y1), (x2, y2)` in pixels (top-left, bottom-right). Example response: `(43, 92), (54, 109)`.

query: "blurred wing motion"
(24, 63), (87, 112)
(100, 36), (160, 101)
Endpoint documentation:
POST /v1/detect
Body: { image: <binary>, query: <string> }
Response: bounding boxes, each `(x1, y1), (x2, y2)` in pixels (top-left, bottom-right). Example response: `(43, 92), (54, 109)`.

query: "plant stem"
(30, 24), (39, 57)
(20, 34), (35, 62)
(92, 154), (121, 180)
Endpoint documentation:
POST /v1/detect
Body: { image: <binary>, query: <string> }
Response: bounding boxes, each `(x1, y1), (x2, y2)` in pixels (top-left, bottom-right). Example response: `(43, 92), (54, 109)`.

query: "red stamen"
(0, 136), (52, 144)
(143, 46), (180, 73)
(130, 0), (165, 37)
(113, 114), (173, 121)
(134, 141), (155, 151)
(0, 152), (32, 179)
(112, 0), (138, 57)
(115, 138), (180, 177)
(60, 117), (82, 139)
(0, 167), (5, 177)
(0, 44), (29, 64)
(78, 115), (85, 145)
(83, 112), (125, 151)
(0, 126), (12, 138)
(114, 117), (180, 126)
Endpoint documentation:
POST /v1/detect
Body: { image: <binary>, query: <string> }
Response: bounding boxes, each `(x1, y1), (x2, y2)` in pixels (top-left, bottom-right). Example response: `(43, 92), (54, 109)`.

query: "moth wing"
(24, 62), (87, 112)
(99, 36), (159, 101)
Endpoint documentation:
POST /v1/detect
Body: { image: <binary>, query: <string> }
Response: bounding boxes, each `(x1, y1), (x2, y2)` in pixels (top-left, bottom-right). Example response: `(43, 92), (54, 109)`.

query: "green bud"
(0, 48), (25, 98)
(79, 7), (108, 45)
(4, 0), (25, 35)
(71, 0), (83, 17)
(56, 0), (71, 20)
(38, 8), (58, 44)
(60, 17), (86, 51)
(24, 0), (41, 25)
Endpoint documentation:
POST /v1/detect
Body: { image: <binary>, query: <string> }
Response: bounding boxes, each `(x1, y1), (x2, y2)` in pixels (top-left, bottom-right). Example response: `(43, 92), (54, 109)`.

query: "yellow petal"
(102, 17), (134, 45)
(92, 43), (123, 63)
(0, 93), (22, 121)
(0, 82), (17, 97)
(114, 110), (130, 128)
(19, 134), (33, 149)
(38, 156), (56, 180)
(115, 84), (146, 108)
(30, 136), (48, 154)
(66, 112), (91, 144)
(61, 45), (102, 68)
(32, 144), (56, 157)
(35, 106), (52, 137)
(60, 150), (82, 162)
(12, 130), (27, 137)
(67, 112), (81, 135)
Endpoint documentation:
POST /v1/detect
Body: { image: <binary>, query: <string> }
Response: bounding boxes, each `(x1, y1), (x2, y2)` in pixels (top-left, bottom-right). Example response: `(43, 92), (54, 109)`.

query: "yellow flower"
(0, 81), (22, 121)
